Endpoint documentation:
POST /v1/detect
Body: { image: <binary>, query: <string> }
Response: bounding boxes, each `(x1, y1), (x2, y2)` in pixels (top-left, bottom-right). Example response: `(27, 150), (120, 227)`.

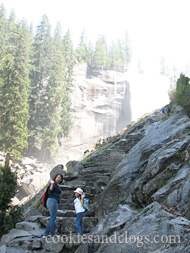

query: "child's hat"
(74, 188), (83, 195)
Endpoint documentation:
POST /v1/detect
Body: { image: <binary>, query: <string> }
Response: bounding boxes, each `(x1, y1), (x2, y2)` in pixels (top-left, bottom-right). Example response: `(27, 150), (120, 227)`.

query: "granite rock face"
(1, 105), (190, 252)
(57, 64), (132, 165)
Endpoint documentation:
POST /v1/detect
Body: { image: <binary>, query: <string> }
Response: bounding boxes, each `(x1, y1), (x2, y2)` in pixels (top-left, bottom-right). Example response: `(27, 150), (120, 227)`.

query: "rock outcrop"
(1, 104), (190, 252)
(3, 156), (53, 206)
(57, 64), (170, 166)
(57, 64), (132, 165)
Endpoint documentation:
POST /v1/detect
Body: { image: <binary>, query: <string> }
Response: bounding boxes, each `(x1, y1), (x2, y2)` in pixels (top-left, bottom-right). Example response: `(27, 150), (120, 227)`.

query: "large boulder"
(65, 161), (84, 176)
(50, 164), (65, 180)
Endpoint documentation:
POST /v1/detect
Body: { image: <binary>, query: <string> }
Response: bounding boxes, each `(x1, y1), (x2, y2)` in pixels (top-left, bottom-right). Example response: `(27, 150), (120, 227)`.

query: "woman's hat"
(74, 188), (83, 195)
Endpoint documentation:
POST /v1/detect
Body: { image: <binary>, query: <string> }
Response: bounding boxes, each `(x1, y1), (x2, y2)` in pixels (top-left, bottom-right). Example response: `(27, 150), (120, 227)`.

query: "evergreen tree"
(0, 10), (31, 157)
(28, 15), (53, 154)
(39, 22), (67, 161)
(0, 4), (7, 68)
(92, 35), (107, 69)
(169, 74), (190, 116)
(28, 19), (73, 161)
(60, 29), (74, 139)
(75, 30), (88, 63)
(107, 33), (131, 72)
(0, 164), (23, 238)
(62, 29), (75, 87)
(107, 41), (124, 71)
(86, 41), (94, 66)
(122, 31), (131, 71)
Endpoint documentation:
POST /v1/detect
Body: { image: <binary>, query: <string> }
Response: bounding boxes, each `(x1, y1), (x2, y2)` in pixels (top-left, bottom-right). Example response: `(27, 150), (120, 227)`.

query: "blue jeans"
(43, 198), (58, 236)
(76, 212), (84, 235)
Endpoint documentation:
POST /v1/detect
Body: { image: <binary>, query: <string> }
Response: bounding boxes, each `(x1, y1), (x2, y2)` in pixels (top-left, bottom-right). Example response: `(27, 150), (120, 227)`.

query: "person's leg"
(76, 213), (80, 235)
(48, 198), (58, 236)
(81, 212), (83, 235)
(43, 198), (58, 236)
(76, 212), (83, 235)
(43, 221), (50, 236)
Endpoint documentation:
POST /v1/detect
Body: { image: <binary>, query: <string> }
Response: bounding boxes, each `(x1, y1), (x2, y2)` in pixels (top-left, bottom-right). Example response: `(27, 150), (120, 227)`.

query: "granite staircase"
(0, 130), (146, 252)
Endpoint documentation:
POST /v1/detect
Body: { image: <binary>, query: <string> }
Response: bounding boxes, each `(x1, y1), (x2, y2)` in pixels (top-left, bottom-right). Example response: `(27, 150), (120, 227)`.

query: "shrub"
(169, 74), (190, 116)
(0, 165), (23, 238)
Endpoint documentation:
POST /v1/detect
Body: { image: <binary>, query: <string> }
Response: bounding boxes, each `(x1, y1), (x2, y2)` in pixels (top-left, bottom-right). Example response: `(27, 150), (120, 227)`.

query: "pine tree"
(0, 10), (31, 157)
(169, 74), (190, 116)
(76, 30), (88, 63)
(107, 41), (122, 71)
(106, 32), (131, 72)
(122, 31), (131, 71)
(92, 35), (107, 70)
(39, 22), (66, 161)
(86, 41), (94, 66)
(0, 164), (23, 238)
(62, 29), (75, 87)
(28, 15), (53, 154)
(0, 4), (7, 68)
(28, 19), (73, 161)
(60, 29), (74, 138)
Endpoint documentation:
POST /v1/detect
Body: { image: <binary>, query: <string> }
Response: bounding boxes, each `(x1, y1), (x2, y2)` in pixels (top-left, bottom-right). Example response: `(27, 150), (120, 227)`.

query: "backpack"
(42, 186), (49, 208)
(80, 198), (89, 211)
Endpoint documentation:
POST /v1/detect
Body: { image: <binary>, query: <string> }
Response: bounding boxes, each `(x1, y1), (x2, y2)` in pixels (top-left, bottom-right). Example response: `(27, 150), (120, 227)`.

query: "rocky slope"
(1, 104), (190, 252)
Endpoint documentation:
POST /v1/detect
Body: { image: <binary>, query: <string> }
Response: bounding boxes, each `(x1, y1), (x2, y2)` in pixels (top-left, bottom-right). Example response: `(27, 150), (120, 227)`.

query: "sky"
(1, 0), (190, 74)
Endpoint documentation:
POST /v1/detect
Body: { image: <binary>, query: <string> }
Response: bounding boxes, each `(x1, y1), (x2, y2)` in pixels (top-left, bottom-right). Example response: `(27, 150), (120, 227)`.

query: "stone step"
(63, 175), (78, 181)
(40, 216), (98, 234)
(58, 203), (74, 210)
(1, 232), (92, 252)
(57, 209), (75, 217)
(79, 167), (112, 175)
(57, 209), (96, 218)
(64, 180), (86, 187)
(59, 185), (76, 191)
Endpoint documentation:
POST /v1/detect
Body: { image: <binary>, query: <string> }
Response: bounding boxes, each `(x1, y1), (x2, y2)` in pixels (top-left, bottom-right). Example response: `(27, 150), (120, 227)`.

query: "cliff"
(56, 64), (170, 165)
(1, 104), (190, 252)
(57, 64), (132, 164)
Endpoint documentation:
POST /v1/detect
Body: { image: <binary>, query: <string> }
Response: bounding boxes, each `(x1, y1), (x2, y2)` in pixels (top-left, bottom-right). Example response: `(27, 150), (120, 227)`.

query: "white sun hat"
(74, 188), (83, 195)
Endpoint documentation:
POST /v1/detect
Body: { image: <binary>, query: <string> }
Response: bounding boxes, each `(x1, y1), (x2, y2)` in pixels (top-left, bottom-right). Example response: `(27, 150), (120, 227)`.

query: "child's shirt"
(74, 197), (85, 214)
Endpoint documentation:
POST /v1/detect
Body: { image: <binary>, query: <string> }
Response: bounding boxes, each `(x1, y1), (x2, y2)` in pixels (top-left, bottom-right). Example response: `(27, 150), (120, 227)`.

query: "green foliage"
(34, 197), (41, 208)
(0, 9), (31, 156)
(94, 145), (107, 154)
(0, 5), (132, 160)
(76, 30), (88, 63)
(0, 205), (23, 238)
(0, 165), (17, 209)
(169, 74), (190, 116)
(81, 156), (93, 165)
(92, 35), (107, 69)
(28, 17), (73, 161)
(0, 165), (23, 238)
(107, 33), (131, 72)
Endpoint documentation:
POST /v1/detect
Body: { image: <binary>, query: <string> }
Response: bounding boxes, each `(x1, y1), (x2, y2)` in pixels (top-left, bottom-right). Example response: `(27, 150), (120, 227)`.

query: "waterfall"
(127, 69), (170, 121)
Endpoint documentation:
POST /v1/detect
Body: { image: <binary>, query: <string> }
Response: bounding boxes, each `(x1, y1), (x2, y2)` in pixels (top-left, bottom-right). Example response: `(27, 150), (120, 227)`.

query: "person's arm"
(49, 179), (54, 191)
(81, 193), (85, 205)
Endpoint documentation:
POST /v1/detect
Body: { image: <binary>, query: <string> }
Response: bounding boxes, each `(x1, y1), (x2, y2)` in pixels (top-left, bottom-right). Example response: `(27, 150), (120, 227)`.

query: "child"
(74, 187), (85, 235)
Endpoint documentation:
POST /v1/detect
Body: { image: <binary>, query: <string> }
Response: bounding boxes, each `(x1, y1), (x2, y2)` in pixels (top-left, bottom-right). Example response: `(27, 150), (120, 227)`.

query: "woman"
(43, 173), (63, 238)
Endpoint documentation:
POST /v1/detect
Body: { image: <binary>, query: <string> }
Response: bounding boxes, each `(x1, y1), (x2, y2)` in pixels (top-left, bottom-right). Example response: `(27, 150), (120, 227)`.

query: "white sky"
(1, 0), (190, 73)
